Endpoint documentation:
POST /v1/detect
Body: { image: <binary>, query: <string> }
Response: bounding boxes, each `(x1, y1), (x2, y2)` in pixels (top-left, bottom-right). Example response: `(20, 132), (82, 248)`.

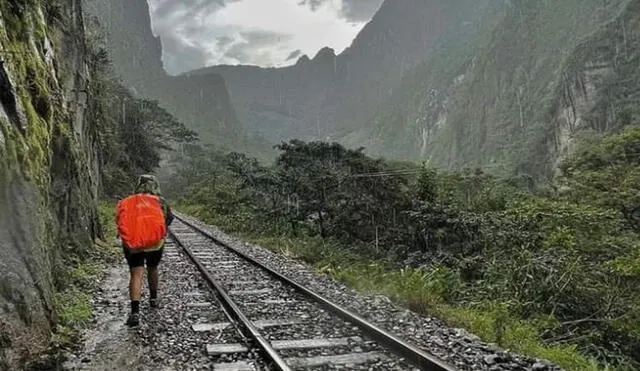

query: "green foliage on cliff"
(1, 1), (195, 366)
(0, 0), (59, 187)
(367, 0), (636, 180)
(85, 34), (198, 197)
(0, 0), (100, 366)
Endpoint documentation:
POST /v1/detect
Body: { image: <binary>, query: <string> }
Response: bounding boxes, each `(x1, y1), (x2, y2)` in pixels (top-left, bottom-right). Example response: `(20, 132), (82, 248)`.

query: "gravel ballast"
(65, 240), (263, 370)
(171, 220), (417, 370)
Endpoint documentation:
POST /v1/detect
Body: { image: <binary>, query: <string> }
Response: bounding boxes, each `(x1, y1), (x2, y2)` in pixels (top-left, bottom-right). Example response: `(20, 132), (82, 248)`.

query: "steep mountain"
(83, 0), (164, 94)
(0, 0), (100, 366)
(361, 0), (638, 180)
(189, 0), (499, 143)
(84, 0), (639, 180)
(84, 0), (499, 145)
(83, 0), (244, 148)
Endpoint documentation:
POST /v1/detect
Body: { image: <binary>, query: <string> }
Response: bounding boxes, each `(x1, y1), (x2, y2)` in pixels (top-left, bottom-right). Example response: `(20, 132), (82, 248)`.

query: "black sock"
(150, 289), (157, 300)
(131, 300), (140, 314)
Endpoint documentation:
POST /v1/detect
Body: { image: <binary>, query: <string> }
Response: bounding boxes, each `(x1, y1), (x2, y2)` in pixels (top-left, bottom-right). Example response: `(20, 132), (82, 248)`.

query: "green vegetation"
(97, 201), (119, 246)
(52, 202), (119, 348)
(176, 128), (640, 370)
(0, 0), (58, 186)
(54, 291), (92, 329)
(85, 30), (198, 197)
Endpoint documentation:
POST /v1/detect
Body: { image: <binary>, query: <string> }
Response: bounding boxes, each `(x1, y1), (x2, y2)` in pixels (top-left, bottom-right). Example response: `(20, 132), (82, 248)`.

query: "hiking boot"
(150, 298), (159, 308)
(126, 312), (140, 327)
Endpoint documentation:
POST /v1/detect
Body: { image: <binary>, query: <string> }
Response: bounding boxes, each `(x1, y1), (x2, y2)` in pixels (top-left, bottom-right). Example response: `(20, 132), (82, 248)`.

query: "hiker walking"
(116, 175), (174, 326)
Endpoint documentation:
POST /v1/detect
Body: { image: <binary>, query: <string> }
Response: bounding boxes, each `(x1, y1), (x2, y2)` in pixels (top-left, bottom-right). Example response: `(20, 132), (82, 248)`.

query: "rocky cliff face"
(0, 0), (99, 367)
(83, 0), (243, 146)
(84, 0), (164, 94)
(551, 0), (640, 171)
(365, 0), (636, 179)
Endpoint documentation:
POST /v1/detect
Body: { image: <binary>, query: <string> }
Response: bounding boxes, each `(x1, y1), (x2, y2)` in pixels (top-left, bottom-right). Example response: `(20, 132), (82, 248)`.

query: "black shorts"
(123, 247), (164, 268)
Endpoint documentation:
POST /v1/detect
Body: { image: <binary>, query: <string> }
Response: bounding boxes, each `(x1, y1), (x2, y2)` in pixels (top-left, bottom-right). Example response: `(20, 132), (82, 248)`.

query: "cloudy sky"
(147, 0), (384, 75)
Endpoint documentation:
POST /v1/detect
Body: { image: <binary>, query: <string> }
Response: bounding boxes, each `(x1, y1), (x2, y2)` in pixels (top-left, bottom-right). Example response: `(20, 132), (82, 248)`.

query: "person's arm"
(161, 198), (174, 227)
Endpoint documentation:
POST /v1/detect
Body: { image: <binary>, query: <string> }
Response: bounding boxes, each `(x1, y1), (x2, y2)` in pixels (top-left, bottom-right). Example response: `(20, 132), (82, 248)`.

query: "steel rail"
(169, 230), (293, 371)
(174, 213), (458, 371)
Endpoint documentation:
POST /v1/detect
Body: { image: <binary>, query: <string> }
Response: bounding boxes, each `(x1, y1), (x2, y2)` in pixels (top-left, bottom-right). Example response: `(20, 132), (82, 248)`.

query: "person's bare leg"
(148, 265), (159, 306)
(127, 266), (144, 325)
(129, 267), (145, 302)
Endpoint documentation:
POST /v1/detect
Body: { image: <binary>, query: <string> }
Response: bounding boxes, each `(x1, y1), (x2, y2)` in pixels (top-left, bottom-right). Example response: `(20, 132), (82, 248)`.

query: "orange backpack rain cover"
(117, 194), (167, 249)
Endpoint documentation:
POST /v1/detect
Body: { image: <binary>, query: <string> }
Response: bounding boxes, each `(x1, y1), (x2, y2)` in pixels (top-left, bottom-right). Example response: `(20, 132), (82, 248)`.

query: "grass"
(54, 291), (92, 328)
(442, 307), (605, 371)
(52, 201), (119, 350)
(180, 203), (608, 371)
(95, 201), (121, 258)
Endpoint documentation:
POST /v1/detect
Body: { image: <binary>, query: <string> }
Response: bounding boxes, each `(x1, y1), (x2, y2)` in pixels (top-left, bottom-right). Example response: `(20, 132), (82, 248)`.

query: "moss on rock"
(0, 0), (101, 368)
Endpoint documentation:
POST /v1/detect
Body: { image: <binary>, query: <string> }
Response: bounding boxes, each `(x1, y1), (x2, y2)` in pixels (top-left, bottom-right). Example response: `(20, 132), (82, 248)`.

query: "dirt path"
(63, 241), (219, 371)
(63, 266), (152, 371)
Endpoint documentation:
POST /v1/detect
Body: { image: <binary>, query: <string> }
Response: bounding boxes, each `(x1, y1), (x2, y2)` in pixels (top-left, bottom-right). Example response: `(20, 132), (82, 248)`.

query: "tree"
(274, 140), (409, 244)
(86, 33), (197, 197)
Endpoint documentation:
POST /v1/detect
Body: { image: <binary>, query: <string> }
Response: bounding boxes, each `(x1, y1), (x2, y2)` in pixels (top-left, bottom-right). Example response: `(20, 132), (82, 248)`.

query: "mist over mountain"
(187, 0), (498, 144)
(86, 0), (640, 179)
(84, 0), (244, 149)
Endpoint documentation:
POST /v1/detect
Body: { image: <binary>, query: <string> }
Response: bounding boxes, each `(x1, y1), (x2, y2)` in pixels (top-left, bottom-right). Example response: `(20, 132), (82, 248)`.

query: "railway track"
(169, 214), (457, 371)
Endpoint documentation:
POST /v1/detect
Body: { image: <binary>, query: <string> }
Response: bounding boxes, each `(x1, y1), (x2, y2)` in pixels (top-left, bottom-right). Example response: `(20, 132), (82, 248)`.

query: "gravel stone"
(171, 220), (416, 370)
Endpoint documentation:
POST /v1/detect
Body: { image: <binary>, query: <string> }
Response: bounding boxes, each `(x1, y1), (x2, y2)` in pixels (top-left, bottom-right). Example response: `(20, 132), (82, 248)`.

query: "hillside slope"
(362, 0), (637, 179)
(83, 0), (245, 149)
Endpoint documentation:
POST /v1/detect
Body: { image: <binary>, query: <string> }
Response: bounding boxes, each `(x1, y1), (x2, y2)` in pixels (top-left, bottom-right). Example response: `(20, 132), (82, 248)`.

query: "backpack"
(116, 194), (167, 249)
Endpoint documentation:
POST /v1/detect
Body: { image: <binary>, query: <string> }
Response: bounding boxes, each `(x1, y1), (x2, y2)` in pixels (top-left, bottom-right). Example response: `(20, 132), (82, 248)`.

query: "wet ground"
(63, 266), (151, 371)
(63, 240), (240, 371)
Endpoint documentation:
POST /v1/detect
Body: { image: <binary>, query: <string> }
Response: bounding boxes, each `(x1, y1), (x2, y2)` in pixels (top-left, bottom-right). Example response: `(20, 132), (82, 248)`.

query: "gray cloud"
(224, 31), (293, 65)
(148, 0), (378, 75)
(154, 0), (383, 22)
(241, 30), (292, 46)
(216, 36), (234, 48)
(297, 0), (383, 21)
(152, 0), (231, 19)
(149, 0), (233, 74)
(340, 0), (384, 22)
